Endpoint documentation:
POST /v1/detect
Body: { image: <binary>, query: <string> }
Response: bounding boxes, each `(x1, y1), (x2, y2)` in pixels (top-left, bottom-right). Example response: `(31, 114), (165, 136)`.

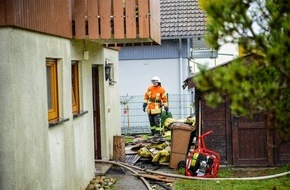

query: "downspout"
(186, 38), (191, 75)
(178, 38), (184, 117)
(187, 38), (194, 116)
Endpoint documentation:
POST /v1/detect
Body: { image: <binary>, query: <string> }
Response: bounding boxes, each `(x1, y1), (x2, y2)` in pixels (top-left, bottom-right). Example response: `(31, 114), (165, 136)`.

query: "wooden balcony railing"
(0, 0), (160, 46)
(74, 0), (160, 46)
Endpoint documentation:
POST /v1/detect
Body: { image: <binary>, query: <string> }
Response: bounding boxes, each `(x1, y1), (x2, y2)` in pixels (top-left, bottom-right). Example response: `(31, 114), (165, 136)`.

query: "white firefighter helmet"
(151, 76), (161, 83)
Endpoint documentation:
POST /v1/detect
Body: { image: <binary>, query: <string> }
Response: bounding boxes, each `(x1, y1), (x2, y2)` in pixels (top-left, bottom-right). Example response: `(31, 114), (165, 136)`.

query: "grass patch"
(175, 165), (290, 190)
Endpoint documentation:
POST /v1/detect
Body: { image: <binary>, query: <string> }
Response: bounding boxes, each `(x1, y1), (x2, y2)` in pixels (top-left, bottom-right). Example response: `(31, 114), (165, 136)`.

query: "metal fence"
(120, 93), (195, 134)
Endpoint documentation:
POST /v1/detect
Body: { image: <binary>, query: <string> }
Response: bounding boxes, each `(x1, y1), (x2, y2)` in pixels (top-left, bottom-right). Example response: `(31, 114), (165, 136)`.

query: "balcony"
(74, 0), (161, 46)
(0, 0), (160, 46)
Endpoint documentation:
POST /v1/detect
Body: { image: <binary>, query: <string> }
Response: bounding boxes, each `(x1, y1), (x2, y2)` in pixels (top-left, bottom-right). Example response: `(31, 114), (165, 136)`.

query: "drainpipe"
(178, 38), (184, 118)
(187, 38), (194, 116)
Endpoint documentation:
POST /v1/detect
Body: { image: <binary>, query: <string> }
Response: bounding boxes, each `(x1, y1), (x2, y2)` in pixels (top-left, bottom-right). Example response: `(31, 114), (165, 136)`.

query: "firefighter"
(143, 76), (169, 136)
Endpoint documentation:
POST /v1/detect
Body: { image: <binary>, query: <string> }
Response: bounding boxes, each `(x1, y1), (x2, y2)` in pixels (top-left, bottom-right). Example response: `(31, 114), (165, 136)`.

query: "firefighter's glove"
(164, 107), (169, 114)
(143, 103), (147, 112)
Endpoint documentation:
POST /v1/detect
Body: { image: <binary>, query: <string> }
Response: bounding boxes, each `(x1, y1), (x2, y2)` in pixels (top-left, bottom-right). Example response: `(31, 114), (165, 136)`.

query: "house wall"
(101, 48), (121, 160)
(118, 39), (194, 126)
(119, 39), (191, 96)
(119, 58), (186, 96)
(0, 27), (121, 190)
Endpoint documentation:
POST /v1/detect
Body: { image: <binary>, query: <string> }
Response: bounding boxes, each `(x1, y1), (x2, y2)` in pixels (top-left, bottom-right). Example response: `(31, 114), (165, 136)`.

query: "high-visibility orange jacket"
(144, 85), (168, 114)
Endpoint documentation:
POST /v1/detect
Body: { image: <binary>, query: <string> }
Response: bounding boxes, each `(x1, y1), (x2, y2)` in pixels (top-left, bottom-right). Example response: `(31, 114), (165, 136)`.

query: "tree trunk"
(113, 135), (125, 162)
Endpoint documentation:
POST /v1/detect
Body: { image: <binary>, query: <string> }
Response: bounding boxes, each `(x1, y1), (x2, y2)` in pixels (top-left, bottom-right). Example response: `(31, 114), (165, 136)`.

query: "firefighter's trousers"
(148, 113), (161, 135)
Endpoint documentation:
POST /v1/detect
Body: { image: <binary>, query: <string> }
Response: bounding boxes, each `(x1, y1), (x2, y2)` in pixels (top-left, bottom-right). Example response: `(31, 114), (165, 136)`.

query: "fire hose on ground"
(96, 159), (290, 190)
(95, 160), (153, 190)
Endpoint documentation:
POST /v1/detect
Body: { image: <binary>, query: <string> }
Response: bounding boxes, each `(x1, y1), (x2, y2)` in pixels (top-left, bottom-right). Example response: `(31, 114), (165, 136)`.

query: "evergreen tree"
(194, 0), (290, 139)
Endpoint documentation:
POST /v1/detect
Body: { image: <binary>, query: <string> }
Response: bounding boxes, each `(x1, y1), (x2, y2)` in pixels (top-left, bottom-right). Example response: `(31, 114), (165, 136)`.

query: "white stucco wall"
(0, 28), (121, 190)
(101, 48), (121, 159)
(119, 58), (188, 96)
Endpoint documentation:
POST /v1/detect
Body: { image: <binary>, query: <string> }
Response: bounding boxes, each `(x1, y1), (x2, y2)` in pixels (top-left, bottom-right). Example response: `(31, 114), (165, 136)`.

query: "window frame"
(71, 61), (80, 114)
(46, 60), (59, 121)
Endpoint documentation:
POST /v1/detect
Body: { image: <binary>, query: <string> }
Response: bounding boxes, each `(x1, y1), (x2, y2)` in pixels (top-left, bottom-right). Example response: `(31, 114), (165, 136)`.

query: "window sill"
(73, 110), (88, 118)
(49, 117), (70, 127)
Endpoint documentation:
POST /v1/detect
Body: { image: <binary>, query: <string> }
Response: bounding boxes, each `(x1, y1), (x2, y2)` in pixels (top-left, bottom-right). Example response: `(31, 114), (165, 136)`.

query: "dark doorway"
(232, 115), (268, 166)
(92, 66), (102, 159)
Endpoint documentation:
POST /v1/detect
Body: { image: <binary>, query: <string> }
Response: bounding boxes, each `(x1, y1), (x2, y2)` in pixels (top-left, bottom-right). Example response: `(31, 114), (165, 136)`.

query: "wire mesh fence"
(120, 93), (195, 135)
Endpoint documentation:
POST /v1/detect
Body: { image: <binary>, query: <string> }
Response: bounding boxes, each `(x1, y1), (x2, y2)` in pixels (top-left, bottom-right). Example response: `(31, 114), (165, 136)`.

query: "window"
(46, 60), (59, 121)
(72, 62), (80, 114)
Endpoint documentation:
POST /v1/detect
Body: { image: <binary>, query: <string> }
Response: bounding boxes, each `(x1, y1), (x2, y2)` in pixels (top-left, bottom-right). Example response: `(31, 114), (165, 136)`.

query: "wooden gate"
(232, 114), (268, 166)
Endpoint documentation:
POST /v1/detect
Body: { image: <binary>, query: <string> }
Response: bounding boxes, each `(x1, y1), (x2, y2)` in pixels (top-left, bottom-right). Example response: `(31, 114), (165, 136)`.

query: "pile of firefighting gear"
(127, 116), (196, 164)
(137, 142), (171, 163)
